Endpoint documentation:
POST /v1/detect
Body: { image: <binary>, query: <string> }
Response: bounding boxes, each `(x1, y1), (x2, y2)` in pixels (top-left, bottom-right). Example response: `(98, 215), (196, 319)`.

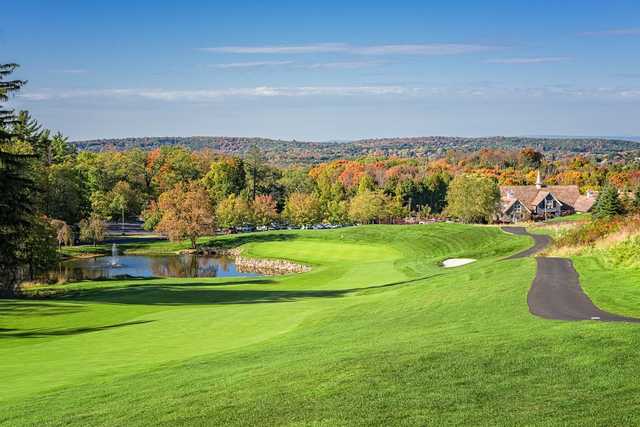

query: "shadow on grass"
(0, 302), (87, 317)
(0, 320), (154, 339)
(36, 273), (443, 306)
(353, 273), (445, 295)
(65, 285), (347, 306)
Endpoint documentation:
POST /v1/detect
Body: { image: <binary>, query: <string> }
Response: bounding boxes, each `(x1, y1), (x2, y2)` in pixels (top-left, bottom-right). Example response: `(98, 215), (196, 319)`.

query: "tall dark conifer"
(0, 63), (37, 296)
(592, 185), (624, 220)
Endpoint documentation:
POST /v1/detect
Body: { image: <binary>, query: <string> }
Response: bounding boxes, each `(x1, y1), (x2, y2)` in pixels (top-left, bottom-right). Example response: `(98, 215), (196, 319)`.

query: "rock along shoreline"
(180, 247), (311, 276)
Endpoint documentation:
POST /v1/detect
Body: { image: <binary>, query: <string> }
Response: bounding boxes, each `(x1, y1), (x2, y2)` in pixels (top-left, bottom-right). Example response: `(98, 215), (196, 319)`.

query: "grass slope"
(2, 224), (640, 426)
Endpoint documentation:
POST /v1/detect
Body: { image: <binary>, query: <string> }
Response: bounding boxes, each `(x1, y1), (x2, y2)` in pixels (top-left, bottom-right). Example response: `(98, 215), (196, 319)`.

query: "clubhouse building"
(499, 171), (596, 223)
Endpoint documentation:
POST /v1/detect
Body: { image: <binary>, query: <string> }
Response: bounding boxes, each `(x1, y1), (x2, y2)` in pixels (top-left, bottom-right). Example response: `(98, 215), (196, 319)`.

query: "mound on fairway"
(1, 224), (640, 426)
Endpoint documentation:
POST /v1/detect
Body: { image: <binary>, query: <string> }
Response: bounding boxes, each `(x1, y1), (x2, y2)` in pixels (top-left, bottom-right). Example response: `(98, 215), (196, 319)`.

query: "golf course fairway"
(2, 224), (640, 426)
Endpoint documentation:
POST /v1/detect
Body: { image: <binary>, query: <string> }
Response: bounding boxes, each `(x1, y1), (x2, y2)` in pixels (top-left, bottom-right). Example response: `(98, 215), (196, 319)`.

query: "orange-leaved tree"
(156, 182), (215, 249)
(252, 195), (278, 226)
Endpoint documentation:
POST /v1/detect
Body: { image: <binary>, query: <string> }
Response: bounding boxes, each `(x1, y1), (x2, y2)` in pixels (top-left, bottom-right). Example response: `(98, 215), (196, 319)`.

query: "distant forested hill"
(72, 136), (640, 164)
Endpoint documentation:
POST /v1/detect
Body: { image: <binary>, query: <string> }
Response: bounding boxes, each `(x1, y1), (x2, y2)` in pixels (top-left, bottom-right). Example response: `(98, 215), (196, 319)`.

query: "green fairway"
(2, 224), (640, 426)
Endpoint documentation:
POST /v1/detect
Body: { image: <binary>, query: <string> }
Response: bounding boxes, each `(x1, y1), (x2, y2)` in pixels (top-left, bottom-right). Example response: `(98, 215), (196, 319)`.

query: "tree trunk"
(190, 236), (197, 249)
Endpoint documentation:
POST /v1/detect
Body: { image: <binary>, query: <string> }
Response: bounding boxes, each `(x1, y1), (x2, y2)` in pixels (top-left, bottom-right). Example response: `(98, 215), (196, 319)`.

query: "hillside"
(71, 136), (640, 164)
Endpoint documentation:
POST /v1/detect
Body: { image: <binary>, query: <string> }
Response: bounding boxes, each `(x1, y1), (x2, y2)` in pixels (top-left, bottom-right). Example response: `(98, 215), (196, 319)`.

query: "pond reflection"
(46, 255), (258, 282)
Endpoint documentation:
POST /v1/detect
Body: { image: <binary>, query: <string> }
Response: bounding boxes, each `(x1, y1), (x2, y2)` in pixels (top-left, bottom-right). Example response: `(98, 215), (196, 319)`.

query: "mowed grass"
(2, 224), (640, 426)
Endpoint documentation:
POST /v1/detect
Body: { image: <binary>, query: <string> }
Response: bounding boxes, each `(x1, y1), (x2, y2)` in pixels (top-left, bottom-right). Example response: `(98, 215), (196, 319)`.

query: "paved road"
(503, 227), (551, 259)
(502, 227), (640, 323)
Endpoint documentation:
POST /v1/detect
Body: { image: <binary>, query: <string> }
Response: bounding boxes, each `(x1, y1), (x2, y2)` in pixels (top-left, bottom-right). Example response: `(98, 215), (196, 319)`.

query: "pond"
(46, 254), (259, 282)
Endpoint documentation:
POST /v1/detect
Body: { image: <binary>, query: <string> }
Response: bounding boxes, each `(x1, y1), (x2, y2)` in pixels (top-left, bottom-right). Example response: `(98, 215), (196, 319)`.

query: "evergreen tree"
(592, 185), (624, 219)
(246, 145), (263, 201)
(0, 64), (38, 295)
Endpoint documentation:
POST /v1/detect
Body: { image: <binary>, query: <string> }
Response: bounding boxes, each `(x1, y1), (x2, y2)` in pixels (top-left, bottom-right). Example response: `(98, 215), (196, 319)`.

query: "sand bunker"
(442, 258), (476, 268)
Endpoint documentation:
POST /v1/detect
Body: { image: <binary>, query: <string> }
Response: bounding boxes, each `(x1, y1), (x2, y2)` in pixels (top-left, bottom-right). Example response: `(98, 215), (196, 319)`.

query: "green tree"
(44, 163), (88, 224)
(246, 145), (263, 201)
(386, 195), (410, 223)
(278, 166), (315, 196)
(141, 200), (162, 231)
(592, 185), (624, 219)
(216, 194), (252, 229)
(324, 200), (349, 224)
(19, 216), (58, 281)
(110, 193), (126, 233)
(12, 110), (48, 160)
(50, 219), (73, 250)
(0, 64), (42, 295)
(446, 174), (500, 223)
(202, 157), (246, 204)
(111, 180), (144, 219)
(283, 193), (323, 227)
(348, 191), (388, 224)
(423, 172), (450, 214)
(79, 214), (107, 247)
(357, 174), (376, 193)
(50, 132), (76, 164)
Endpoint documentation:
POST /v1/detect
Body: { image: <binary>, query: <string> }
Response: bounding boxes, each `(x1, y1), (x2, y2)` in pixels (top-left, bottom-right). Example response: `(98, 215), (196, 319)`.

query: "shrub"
(553, 215), (640, 248)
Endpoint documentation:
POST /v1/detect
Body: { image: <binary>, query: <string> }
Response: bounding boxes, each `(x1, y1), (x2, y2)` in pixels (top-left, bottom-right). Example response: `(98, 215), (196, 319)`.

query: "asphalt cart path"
(502, 227), (640, 323)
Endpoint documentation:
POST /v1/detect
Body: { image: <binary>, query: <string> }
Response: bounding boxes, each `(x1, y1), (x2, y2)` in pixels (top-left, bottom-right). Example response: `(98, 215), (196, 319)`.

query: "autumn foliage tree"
(283, 192), (323, 227)
(252, 195), (278, 226)
(156, 182), (215, 248)
(215, 194), (252, 229)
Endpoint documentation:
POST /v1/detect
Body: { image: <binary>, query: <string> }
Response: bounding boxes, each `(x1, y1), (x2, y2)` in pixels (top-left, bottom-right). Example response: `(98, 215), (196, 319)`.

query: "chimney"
(535, 169), (543, 190)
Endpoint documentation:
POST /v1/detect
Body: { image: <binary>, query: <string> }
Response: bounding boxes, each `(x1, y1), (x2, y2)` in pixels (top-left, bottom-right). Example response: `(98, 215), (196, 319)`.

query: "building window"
(545, 199), (554, 210)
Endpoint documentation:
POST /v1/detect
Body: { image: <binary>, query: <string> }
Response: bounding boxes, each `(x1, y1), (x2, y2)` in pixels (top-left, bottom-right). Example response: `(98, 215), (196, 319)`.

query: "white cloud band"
(199, 43), (497, 56)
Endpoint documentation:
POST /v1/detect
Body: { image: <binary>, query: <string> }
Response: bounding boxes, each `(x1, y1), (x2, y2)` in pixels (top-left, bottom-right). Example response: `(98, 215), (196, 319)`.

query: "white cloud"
(485, 57), (571, 64)
(306, 61), (386, 69)
(209, 60), (385, 70)
(199, 43), (348, 54)
(18, 85), (640, 103)
(210, 61), (294, 69)
(19, 85), (417, 101)
(580, 28), (640, 36)
(199, 43), (497, 56)
(51, 69), (88, 74)
(619, 90), (640, 98)
(353, 44), (496, 55)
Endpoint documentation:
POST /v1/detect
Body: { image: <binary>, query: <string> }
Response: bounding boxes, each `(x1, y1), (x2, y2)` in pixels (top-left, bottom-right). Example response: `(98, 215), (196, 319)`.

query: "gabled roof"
(500, 185), (581, 210)
(503, 198), (531, 213)
(531, 191), (563, 207)
(574, 194), (597, 212)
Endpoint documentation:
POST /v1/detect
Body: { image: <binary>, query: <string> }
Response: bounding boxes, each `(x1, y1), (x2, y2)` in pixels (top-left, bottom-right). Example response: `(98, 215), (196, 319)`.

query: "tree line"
(3, 62), (640, 295)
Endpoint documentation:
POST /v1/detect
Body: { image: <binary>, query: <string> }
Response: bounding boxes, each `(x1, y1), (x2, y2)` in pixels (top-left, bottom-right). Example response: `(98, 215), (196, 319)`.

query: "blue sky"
(3, 0), (640, 140)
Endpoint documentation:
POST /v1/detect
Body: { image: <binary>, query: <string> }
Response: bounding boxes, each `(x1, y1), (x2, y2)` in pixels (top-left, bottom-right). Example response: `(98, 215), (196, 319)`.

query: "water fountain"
(111, 243), (120, 267)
